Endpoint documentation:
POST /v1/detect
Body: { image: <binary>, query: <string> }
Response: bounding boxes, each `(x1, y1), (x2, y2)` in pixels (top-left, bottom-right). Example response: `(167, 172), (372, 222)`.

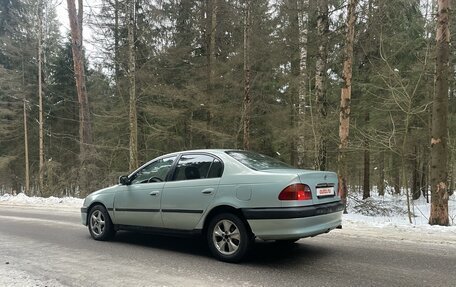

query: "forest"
(0, 0), (454, 225)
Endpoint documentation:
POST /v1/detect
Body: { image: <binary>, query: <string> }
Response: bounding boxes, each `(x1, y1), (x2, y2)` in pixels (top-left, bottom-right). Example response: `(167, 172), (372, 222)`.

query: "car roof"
(176, 149), (239, 154)
(143, 149), (241, 162)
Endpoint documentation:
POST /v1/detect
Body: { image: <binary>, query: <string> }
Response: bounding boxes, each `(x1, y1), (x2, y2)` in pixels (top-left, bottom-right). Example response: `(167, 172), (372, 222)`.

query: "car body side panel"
(219, 175), (299, 208)
(161, 178), (220, 230)
(194, 174), (299, 229)
(80, 186), (117, 225)
(113, 182), (164, 227)
(194, 185), (241, 229)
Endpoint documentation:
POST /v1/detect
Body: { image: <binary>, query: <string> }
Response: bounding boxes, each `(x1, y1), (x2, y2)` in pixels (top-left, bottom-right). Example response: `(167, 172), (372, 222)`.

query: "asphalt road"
(0, 205), (455, 287)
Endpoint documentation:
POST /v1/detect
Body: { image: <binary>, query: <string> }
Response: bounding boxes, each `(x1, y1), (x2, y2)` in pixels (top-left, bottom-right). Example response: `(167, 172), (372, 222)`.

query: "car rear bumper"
(242, 201), (343, 240)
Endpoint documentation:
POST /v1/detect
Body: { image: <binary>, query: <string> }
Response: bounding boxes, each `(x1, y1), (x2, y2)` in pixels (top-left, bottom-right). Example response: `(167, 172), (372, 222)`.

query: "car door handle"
(201, 188), (214, 195)
(149, 191), (160, 196)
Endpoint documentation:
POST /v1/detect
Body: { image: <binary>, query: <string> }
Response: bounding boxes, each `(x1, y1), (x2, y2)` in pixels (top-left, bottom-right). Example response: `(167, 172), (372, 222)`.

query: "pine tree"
(429, 0), (450, 226)
(67, 0), (94, 195)
(242, 0), (251, 150)
(338, 0), (358, 212)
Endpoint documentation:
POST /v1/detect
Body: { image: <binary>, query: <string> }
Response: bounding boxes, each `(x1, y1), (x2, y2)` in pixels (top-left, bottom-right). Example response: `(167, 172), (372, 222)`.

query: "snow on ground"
(0, 262), (64, 287)
(342, 191), (456, 240)
(0, 193), (83, 208)
(345, 191), (456, 225)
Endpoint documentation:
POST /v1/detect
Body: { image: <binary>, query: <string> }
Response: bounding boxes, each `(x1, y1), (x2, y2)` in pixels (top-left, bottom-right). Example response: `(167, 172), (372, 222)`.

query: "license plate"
(316, 187), (335, 197)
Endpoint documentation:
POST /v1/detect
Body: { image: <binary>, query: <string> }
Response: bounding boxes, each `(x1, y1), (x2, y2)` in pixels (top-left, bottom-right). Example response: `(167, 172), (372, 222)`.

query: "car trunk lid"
(297, 170), (338, 205)
(261, 169), (339, 206)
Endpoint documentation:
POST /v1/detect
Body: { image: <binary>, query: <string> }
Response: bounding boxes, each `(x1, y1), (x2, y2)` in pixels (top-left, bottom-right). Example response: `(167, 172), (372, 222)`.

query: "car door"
(161, 154), (223, 230)
(114, 156), (177, 227)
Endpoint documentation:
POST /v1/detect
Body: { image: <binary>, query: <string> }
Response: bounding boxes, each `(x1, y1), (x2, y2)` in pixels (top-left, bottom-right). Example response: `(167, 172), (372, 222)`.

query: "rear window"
(226, 151), (291, 170)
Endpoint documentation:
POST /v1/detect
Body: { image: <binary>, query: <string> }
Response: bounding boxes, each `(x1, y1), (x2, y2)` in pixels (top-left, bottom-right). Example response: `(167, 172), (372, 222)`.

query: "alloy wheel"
(90, 210), (106, 237)
(212, 219), (241, 255)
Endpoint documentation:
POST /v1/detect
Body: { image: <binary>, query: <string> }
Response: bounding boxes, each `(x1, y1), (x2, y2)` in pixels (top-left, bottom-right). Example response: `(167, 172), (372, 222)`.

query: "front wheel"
(207, 213), (251, 263)
(88, 205), (115, 241)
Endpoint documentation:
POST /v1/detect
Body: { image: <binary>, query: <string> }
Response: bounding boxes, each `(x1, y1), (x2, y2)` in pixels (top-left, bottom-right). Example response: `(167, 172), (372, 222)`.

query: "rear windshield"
(226, 151), (292, 170)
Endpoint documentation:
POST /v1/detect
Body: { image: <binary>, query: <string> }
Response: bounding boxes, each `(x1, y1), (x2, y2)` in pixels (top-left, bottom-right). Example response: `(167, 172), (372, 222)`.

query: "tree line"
(0, 0), (454, 225)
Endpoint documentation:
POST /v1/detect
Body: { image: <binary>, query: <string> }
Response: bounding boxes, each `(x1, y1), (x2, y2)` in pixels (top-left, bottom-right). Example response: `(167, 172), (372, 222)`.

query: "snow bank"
(344, 192), (456, 232)
(0, 193), (83, 208)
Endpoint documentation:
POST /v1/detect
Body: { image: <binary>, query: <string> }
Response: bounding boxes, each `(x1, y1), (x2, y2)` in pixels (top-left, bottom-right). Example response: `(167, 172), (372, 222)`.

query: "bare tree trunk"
(378, 151), (385, 196)
(363, 113), (370, 199)
(401, 104), (413, 224)
(449, 148), (454, 196)
(426, 158), (430, 202)
(21, 46), (30, 195)
(242, 0), (251, 150)
(114, 0), (119, 96)
(337, 0), (358, 212)
(78, 0), (83, 39)
(420, 152), (428, 201)
(23, 100), (30, 195)
(184, 109), (193, 149)
(127, 0), (138, 170)
(67, 0), (93, 146)
(392, 154), (401, 194)
(205, 0), (217, 148)
(296, 0), (309, 168)
(412, 145), (421, 200)
(67, 0), (93, 195)
(288, 0), (299, 166)
(429, 0), (450, 226)
(67, 0), (93, 148)
(358, 169), (361, 193)
(314, 0), (329, 171)
(38, 0), (44, 193)
(209, 0), (217, 84)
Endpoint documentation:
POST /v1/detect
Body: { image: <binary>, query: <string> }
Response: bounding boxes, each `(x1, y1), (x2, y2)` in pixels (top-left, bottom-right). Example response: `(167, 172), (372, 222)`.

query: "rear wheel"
(88, 205), (115, 241)
(207, 213), (251, 263)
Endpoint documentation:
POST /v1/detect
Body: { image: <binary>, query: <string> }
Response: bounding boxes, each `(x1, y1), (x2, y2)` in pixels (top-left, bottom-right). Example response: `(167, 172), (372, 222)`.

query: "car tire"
(207, 213), (251, 263)
(88, 205), (115, 241)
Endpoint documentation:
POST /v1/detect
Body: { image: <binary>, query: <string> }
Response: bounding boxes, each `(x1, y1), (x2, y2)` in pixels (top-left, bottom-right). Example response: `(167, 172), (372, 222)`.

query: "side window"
(207, 159), (223, 178)
(130, 156), (176, 184)
(172, 154), (222, 181)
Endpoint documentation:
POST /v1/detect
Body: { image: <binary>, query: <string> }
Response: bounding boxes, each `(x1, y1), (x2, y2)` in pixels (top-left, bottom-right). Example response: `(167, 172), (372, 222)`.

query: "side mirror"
(119, 175), (130, 185)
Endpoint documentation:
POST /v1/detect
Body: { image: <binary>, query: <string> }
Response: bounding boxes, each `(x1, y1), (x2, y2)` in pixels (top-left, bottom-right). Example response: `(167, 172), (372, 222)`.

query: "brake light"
(278, 184), (312, 200)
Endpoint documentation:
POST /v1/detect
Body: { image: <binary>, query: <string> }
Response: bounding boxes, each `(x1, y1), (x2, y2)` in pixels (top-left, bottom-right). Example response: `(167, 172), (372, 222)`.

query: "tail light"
(278, 183), (312, 200)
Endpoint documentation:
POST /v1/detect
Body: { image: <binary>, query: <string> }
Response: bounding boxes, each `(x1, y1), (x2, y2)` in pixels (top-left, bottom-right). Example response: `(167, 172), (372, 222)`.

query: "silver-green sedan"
(81, 149), (343, 262)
